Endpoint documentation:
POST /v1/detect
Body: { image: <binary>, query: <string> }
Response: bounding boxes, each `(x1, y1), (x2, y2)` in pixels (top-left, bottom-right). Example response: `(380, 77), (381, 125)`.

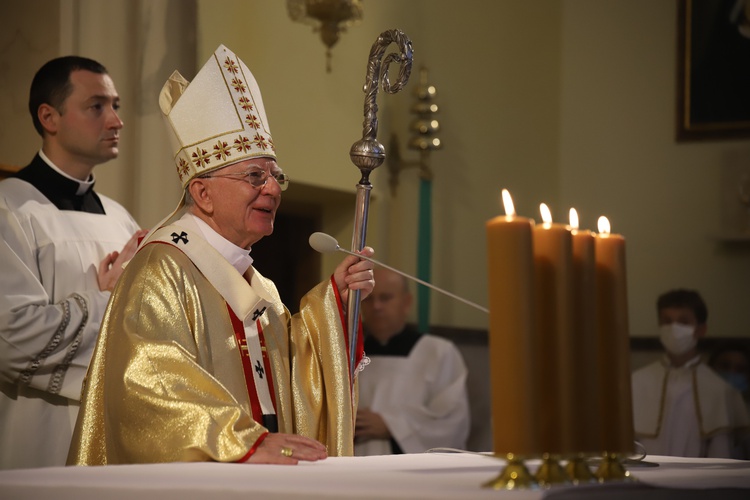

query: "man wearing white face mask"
(631, 289), (750, 458)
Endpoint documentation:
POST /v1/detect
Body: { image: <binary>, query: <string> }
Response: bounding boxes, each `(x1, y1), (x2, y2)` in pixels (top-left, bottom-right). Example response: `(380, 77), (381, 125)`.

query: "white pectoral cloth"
(67, 213), (362, 465)
(355, 327), (471, 456)
(0, 155), (140, 469)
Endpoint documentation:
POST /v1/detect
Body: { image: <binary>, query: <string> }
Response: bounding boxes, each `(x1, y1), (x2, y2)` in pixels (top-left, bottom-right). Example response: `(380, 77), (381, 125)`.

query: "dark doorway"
(251, 202), (322, 314)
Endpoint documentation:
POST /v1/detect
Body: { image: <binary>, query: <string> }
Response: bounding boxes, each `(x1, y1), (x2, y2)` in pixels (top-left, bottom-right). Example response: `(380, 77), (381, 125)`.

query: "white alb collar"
(186, 213), (253, 275)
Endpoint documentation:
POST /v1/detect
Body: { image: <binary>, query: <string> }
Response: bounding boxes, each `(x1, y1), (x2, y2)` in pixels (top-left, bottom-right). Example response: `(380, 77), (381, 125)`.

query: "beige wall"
(196, 0), (750, 339)
(2, 0), (749, 340)
(559, 1), (750, 339)
(0, 0), (60, 166)
(195, 0), (564, 332)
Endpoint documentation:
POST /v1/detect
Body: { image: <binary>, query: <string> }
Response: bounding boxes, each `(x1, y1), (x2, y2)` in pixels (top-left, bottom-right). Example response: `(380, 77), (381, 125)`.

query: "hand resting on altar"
(244, 433), (327, 465)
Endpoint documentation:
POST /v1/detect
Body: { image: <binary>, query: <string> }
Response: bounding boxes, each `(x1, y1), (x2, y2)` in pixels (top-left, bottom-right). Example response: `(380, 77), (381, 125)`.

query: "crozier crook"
(347, 29), (413, 385)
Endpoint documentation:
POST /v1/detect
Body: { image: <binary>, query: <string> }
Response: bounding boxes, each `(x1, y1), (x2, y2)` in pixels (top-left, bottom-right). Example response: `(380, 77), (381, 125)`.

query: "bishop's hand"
(243, 433), (327, 465)
(333, 246), (375, 304)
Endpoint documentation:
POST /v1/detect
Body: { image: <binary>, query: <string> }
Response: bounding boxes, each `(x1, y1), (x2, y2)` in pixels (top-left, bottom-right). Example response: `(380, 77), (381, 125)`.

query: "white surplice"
(0, 178), (139, 469)
(632, 356), (750, 458)
(355, 335), (470, 456)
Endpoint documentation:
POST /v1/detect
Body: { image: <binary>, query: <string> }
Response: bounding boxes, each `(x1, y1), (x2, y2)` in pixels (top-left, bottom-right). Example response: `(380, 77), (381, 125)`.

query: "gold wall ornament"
(287, 0), (364, 72)
(386, 66), (442, 195)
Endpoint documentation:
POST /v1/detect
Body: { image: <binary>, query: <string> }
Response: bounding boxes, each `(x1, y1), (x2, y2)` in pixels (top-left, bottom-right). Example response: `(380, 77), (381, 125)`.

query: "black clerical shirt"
(363, 324), (422, 357)
(14, 154), (105, 214)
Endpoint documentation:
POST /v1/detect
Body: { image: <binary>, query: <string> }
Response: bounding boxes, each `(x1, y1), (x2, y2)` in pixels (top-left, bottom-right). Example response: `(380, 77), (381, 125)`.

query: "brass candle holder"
(535, 453), (571, 487)
(565, 453), (597, 484)
(594, 452), (634, 482)
(482, 453), (538, 490)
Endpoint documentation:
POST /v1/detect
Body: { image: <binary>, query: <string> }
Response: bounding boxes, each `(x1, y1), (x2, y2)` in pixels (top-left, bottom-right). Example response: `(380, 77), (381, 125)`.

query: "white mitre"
(159, 44), (276, 187)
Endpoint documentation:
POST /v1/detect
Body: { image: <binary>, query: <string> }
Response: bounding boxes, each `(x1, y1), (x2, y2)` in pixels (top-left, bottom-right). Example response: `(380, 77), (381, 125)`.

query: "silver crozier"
(347, 29), (413, 384)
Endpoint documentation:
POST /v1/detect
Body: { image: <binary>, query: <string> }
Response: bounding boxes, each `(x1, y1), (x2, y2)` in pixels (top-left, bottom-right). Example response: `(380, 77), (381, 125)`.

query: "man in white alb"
(355, 267), (470, 455)
(0, 56), (145, 469)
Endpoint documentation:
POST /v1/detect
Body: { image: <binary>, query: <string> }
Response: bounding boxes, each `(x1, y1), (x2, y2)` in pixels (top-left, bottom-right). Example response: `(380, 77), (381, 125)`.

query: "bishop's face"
(197, 158), (283, 249)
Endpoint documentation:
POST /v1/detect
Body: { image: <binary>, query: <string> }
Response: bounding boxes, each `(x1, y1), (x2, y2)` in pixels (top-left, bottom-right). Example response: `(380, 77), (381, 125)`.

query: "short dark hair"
(28, 56), (108, 136)
(657, 289), (708, 324)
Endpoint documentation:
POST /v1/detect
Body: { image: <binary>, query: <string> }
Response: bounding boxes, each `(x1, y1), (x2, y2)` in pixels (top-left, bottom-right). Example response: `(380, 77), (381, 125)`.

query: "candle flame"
(540, 203), (552, 225)
(569, 208), (579, 230)
(597, 216), (611, 235)
(501, 189), (515, 216)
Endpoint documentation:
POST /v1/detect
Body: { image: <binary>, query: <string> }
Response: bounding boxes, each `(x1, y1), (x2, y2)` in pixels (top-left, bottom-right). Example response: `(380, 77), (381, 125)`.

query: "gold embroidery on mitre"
(213, 141), (232, 161)
(235, 135), (252, 153)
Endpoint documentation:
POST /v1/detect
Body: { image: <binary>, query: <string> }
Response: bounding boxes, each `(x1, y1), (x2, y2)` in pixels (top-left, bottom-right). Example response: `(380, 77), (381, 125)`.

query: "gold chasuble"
(68, 217), (361, 465)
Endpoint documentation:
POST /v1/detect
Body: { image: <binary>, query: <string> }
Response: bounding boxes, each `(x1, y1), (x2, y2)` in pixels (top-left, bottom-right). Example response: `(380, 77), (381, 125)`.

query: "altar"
(1, 452), (748, 500)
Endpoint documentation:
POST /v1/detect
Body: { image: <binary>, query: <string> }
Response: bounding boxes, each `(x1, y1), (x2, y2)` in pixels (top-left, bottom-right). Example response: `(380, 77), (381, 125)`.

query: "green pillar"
(417, 176), (432, 333)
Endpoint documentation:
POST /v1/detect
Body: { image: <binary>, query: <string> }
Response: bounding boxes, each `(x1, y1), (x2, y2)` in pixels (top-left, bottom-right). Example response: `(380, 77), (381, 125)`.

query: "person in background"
(0, 56), (145, 469)
(709, 341), (750, 402)
(631, 289), (749, 458)
(708, 340), (750, 459)
(355, 267), (470, 455)
(67, 45), (374, 466)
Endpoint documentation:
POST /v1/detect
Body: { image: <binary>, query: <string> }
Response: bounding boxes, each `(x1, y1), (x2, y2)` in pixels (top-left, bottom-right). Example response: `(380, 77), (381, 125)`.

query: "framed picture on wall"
(676, 0), (750, 141)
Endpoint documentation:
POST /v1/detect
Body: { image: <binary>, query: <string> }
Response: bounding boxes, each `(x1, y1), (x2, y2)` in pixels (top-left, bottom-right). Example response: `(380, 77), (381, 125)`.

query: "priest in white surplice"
(0, 56), (145, 469)
(355, 268), (470, 456)
(631, 289), (750, 458)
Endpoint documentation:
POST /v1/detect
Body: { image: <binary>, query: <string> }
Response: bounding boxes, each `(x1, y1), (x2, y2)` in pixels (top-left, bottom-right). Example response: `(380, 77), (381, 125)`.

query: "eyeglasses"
(204, 167), (289, 191)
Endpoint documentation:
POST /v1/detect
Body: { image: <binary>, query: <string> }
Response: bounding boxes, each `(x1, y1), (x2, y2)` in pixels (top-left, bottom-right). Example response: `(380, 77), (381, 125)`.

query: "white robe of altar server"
(0, 178), (139, 469)
(632, 356), (750, 459)
(355, 335), (470, 456)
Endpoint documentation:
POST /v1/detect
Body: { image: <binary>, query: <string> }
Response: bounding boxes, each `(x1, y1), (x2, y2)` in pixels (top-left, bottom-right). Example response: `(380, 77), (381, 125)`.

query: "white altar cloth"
(1, 452), (748, 500)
